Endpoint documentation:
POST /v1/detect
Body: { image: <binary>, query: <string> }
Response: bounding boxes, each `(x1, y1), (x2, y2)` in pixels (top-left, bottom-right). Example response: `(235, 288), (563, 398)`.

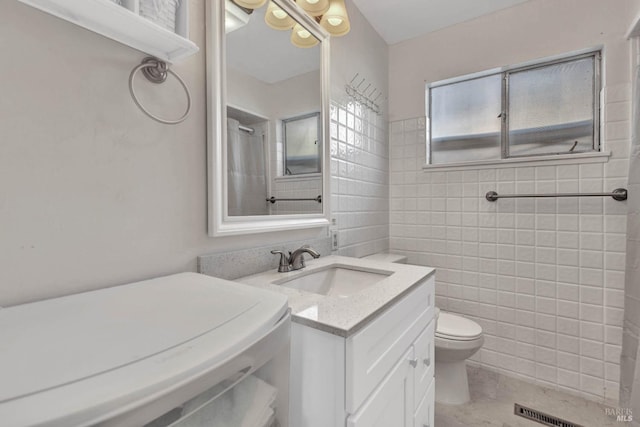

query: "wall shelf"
(17, 0), (199, 63)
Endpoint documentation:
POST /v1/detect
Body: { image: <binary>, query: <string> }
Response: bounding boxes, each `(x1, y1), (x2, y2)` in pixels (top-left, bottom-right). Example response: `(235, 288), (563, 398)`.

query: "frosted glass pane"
(430, 74), (502, 164)
(284, 113), (321, 175)
(508, 57), (595, 156)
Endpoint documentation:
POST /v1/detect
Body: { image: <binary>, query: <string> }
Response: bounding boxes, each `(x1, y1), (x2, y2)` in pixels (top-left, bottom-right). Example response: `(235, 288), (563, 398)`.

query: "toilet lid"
(435, 311), (483, 340)
(0, 273), (289, 426)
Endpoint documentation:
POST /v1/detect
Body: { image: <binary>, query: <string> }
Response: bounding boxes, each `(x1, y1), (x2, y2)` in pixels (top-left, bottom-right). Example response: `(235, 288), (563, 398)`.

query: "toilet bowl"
(434, 308), (483, 405)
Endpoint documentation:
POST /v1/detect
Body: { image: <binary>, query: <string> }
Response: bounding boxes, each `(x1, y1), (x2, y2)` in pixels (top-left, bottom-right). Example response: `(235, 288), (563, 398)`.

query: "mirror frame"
(206, 0), (331, 236)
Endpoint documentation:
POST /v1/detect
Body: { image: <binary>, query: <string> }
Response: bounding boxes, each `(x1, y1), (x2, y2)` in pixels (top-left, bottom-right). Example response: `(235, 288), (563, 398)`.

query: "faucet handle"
(271, 250), (291, 273)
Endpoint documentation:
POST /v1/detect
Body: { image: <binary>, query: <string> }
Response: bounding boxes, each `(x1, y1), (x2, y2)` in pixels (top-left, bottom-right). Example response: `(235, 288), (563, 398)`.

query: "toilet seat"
(435, 312), (482, 341)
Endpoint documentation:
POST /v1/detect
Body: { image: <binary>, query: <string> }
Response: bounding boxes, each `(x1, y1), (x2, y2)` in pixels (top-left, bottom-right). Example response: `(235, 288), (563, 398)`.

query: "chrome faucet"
(289, 245), (321, 270)
(271, 245), (321, 273)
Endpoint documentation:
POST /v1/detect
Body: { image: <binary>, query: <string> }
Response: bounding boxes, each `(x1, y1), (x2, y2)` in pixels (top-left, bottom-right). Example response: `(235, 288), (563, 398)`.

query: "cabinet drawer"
(414, 320), (435, 410)
(346, 276), (434, 413)
(347, 348), (414, 427)
(414, 379), (434, 427)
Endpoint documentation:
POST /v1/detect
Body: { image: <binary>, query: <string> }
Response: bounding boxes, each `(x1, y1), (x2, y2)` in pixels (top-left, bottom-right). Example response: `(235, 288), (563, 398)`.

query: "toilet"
(363, 253), (484, 405)
(433, 308), (483, 405)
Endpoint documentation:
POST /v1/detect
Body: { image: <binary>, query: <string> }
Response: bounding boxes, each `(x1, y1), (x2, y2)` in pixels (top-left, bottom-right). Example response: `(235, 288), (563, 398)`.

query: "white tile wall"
(330, 100), (389, 257)
(620, 41), (640, 408)
(389, 84), (632, 404)
(270, 176), (323, 215)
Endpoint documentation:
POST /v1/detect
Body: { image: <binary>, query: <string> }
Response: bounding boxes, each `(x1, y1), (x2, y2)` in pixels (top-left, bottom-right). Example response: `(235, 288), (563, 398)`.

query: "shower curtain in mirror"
(227, 118), (268, 216)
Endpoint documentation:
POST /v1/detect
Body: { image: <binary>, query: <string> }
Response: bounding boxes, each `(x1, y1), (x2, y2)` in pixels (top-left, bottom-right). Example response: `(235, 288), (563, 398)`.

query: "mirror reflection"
(283, 112), (321, 175)
(225, 0), (323, 217)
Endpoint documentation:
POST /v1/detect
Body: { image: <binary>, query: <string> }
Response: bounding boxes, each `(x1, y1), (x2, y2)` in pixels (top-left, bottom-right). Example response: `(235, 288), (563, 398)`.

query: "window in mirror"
(283, 112), (321, 175)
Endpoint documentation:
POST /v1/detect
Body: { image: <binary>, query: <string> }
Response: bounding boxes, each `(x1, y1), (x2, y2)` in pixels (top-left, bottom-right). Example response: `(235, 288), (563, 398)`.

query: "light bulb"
(273, 9), (287, 19)
(297, 0), (329, 17)
(291, 23), (319, 48)
(265, 1), (295, 30)
(320, 0), (350, 36)
(298, 29), (311, 38)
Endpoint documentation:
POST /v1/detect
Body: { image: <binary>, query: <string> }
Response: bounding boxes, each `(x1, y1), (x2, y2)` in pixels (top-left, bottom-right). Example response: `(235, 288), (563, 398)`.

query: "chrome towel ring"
(128, 57), (191, 125)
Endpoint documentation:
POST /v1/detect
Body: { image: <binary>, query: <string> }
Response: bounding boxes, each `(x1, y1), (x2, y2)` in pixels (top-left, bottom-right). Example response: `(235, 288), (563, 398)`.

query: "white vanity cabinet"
(290, 275), (435, 427)
(346, 347), (414, 427)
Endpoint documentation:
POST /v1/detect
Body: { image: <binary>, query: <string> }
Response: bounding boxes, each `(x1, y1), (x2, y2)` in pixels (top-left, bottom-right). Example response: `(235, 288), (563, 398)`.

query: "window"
(283, 112), (322, 175)
(426, 51), (601, 165)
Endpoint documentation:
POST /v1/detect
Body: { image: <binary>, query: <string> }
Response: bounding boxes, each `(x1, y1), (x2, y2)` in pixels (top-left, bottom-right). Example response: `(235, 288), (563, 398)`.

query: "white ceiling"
(351, 0), (530, 45)
(225, 0), (531, 83)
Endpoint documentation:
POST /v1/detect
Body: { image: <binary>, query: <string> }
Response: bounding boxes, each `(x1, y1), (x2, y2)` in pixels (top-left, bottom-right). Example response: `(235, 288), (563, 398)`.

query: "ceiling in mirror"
(230, 0), (351, 36)
(224, 0), (327, 219)
(226, 2), (321, 84)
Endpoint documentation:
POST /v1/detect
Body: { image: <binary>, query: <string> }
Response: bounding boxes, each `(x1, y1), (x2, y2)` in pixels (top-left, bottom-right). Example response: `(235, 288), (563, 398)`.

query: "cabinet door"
(414, 380), (435, 427)
(346, 278), (433, 412)
(413, 321), (435, 410)
(347, 348), (414, 427)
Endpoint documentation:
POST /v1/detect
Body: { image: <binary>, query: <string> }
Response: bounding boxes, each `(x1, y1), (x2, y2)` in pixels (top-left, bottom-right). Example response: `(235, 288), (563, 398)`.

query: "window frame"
(282, 111), (323, 176)
(425, 50), (601, 165)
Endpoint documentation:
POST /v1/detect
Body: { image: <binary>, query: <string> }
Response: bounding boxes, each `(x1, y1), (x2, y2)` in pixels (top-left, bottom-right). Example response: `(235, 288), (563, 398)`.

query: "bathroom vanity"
(239, 256), (436, 427)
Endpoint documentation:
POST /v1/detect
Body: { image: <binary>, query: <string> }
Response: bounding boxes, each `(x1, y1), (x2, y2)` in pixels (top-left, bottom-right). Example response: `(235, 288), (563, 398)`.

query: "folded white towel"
(174, 375), (277, 427)
(231, 375), (277, 427)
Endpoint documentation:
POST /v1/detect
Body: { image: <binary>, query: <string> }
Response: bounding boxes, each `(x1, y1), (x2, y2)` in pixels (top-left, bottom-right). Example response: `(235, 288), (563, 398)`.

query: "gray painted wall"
(0, 0), (388, 306)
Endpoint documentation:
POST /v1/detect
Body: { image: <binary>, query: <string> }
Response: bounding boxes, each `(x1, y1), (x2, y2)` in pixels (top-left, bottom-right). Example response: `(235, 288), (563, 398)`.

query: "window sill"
(274, 173), (322, 182)
(421, 151), (610, 172)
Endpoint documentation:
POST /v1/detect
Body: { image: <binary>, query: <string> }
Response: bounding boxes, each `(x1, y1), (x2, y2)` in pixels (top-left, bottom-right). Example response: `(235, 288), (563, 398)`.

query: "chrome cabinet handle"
(409, 358), (418, 367)
(424, 343), (432, 366)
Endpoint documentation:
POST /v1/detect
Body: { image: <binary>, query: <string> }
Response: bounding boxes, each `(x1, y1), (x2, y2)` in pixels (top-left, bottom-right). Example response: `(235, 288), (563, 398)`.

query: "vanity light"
(291, 22), (319, 48)
(232, 0), (267, 9)
(296, 0), (329, 17)
(319, 0), (350, 36)
(265, 1), (295, 30)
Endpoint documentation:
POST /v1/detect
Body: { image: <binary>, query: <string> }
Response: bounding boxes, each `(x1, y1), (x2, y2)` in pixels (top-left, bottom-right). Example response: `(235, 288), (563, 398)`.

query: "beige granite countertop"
(237, 255), (435, 337)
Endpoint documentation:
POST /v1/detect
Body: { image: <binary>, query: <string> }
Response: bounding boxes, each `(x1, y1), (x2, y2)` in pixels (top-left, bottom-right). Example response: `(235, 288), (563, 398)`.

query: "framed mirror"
(206, 0), (331, 236)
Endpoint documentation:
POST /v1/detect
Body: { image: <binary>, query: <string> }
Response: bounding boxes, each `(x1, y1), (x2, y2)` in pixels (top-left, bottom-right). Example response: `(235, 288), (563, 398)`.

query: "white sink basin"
(274, 265), (393, 298)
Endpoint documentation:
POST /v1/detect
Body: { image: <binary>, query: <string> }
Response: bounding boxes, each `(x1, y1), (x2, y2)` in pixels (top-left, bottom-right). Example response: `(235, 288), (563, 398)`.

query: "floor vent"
(514, 403), (583, 427)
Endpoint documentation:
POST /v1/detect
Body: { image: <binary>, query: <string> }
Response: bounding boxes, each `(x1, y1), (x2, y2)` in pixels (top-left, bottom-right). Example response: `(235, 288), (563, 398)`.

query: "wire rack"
(345, 73), (384, 115)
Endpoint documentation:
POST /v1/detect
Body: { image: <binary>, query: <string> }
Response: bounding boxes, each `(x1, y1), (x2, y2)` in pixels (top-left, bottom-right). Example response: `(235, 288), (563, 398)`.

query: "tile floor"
(435, 366), (623, 427)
